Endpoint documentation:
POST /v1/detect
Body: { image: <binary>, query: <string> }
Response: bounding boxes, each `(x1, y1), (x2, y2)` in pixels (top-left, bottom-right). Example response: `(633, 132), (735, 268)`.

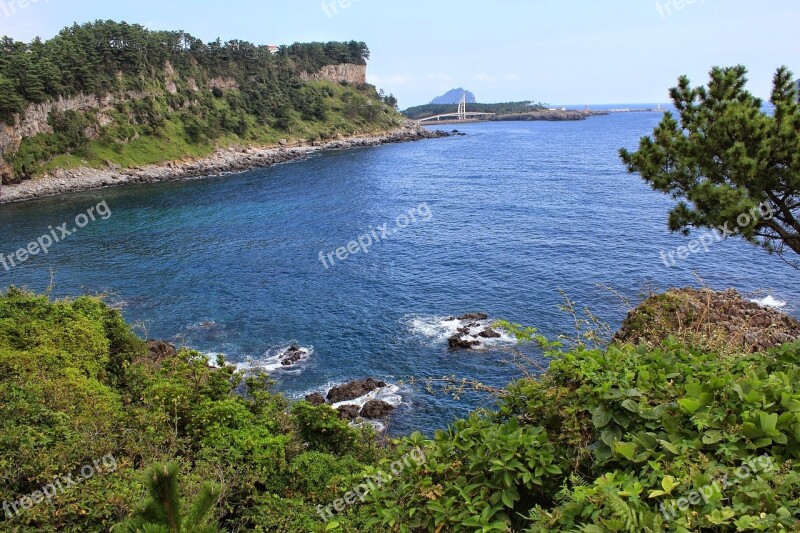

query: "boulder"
(448, 335), (481, 350)
(360, 400), (395, 419)
(327, 378), (387, 404)
(478, 328), (502, 339)
(147, 340), (177, 361)
(280, 345), (306, 366)
(458, 313), (488, 321)
(305, 393), (326, 406)
(337, 405), (361, 421)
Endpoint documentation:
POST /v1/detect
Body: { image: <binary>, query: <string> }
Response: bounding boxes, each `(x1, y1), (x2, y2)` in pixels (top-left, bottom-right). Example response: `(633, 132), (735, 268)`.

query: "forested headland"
(0, 21), (401, 184)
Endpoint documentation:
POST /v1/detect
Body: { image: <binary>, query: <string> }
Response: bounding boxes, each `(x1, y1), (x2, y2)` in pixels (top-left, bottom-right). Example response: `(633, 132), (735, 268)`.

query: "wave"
(749, 295), (788, 309)
(328, 383), (403, 410)
(407, 314), (516, 349)
(234, 343), (313, 374)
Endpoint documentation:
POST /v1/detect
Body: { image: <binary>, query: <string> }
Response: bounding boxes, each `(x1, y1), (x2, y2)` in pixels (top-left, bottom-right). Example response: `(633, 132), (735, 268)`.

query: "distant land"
(430, 88), (477, 105)
(403, 99), (611, 123)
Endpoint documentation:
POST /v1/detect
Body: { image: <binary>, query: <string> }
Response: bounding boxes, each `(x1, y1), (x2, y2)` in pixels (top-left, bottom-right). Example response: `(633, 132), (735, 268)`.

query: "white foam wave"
(407, 315), (516, 349)
(200, 352), (224, 368)
(329, 383), (403, 410)
(750, 295), (787, 309)
(234, 344), (313, 374)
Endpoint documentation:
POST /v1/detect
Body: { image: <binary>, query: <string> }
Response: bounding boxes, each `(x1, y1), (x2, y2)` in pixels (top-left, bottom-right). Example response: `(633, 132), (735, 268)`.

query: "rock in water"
(280, 345), (306, 366)
(327, 378), (387, 404)
(478, 328), (502, 339)
(337, 405), (361, 421)
(458, 313), (489, 321)
(304, 393), (326, 406)
(448, 334), (481, 349)
(360, 400), (396, 419)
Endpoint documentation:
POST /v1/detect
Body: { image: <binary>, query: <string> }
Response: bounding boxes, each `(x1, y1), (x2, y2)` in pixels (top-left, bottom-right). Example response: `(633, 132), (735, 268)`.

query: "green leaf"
(614, 441), (637, 461)
(592, 406), (612, 428)
(621, 399), (640, 413)
(678, 398), (701, 414)
(759, 412), (779, 436)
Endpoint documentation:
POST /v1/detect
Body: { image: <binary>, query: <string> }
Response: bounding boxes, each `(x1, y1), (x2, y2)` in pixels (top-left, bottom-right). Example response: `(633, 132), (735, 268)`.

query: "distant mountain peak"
(430, 88), (477, 105)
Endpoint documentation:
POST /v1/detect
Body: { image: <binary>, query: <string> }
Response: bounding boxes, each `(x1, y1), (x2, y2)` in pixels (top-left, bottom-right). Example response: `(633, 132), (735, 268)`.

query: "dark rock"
(147, 340), (177, 361)
(360, 400), (396, 419)
(613, 288), (800, 353)
(448, 335), (481, 350)
(305, 393), (326, 406)
(280, 345), (306, 366)
(478, 328), (502, 339)
(327, 378), (387, 404)
(458, 313), (488, 321)
(337, 405), (361, 421)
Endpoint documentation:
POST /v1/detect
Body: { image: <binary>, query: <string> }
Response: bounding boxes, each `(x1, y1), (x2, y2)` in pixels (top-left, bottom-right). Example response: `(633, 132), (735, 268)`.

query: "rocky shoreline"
(0, 123), (450, 205)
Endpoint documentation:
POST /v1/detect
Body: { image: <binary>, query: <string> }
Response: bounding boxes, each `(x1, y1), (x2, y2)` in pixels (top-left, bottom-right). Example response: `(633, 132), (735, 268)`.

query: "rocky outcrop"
(304, 393), (326, 406)
(447, 313), (504, 350)
(360, 400), (395, 419)
(337, 404), (361, 421)
(327, 378), (387, 404)
(280, 345), (308, 366)
(0, 91), (152, 176)
(614, 288), (800, 353)
(305, 378), (400, 422)
(0, 124), (450, 204)
(299, 63), (366, 84)
(146, 340), (178, 362)
(209, 77), (240, 91)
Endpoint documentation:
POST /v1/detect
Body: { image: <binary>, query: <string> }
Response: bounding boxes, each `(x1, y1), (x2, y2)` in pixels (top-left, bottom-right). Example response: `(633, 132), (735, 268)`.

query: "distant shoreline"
(0, 125), (448, 205)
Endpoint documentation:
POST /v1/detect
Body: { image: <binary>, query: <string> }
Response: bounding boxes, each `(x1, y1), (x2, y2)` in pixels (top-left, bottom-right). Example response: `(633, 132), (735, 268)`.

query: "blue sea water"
(1, 113), (797, 434)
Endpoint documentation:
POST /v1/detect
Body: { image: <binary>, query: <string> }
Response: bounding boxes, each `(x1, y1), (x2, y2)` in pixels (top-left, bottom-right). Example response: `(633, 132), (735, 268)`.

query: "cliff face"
(300, 64), (367, 84)
(0, 63), (365, 180)
(0, 92), (152, 163)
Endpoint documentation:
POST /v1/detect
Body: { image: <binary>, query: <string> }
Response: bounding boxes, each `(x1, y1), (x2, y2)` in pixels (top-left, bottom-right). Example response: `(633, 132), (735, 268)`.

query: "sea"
(1, 109), (796, 434)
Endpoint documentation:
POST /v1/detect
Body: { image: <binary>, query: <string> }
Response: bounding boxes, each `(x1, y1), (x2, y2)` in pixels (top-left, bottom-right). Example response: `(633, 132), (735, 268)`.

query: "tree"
(0, 75), (24, 122)
(115, 462), (221, 533)
(620, 66), (800, 268)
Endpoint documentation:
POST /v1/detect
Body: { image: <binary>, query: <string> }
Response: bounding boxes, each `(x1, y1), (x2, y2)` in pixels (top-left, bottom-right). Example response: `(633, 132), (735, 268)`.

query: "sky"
(0, 0), (798, 108)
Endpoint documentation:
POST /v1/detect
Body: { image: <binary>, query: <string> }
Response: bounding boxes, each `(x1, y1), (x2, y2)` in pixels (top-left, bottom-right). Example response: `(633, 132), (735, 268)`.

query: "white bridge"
(417, 93), (495, 123)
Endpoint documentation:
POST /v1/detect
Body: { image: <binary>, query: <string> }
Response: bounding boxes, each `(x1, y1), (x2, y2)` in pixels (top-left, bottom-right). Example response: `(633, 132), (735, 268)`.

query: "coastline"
(0, 123), (449, 205)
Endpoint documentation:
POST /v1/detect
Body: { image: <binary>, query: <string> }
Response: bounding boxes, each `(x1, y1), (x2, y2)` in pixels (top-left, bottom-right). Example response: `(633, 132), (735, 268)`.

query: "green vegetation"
(2, 287), (799, 531)
(0, 21), (402, 183)
(402, 101), (547, 120)
(620, 66), (800, 269)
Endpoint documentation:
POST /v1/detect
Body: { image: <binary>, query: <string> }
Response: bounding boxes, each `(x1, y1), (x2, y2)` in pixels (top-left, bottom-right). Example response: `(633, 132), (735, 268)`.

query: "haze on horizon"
(0, 0), (797, 108)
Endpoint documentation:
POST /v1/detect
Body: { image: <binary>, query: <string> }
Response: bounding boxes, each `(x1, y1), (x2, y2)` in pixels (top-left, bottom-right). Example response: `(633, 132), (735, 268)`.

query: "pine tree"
(115, 462), (222, 533)
(620, 66), (800, 268)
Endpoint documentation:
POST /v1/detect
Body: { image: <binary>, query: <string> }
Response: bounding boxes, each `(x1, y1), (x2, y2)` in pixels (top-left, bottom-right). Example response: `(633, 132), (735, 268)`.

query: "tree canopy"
(620, 66), (800, 268)
(0, 20), (370, 123)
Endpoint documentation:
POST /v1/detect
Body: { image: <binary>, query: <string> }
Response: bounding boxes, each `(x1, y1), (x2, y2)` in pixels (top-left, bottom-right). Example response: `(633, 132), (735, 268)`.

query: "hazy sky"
(1, 0), (798, 107)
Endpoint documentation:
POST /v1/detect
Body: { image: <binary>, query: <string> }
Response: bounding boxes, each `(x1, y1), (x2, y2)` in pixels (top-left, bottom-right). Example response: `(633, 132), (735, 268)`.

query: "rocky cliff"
(0, 91), (152, 166)
(614, 287), (799, 353)
(0, 62), (367, 181)
(299, 64), (367, 84)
